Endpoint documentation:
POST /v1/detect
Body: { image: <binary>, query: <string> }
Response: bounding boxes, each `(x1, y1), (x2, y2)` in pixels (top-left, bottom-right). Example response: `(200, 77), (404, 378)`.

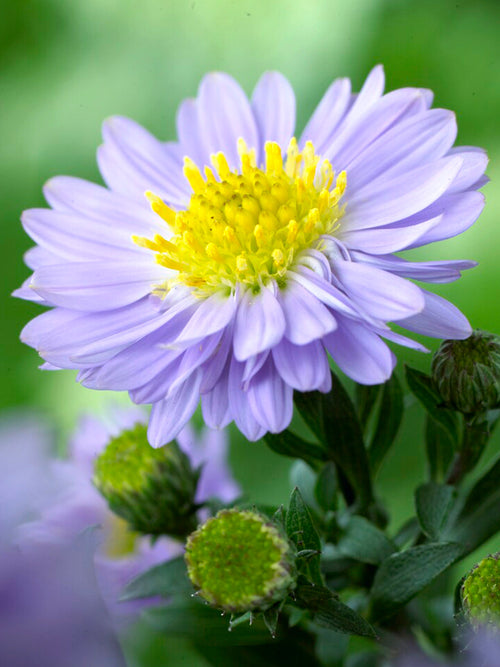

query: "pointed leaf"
(315, 462), (338, 512)
(295, 372), (373, 506)
(295, 582), (376, 638)
(355, 384), (382, 430)
(264, 430), (326, 468)
(121, 556), (191, 601)
(405, 366), (460, 447)
(415, 483), (456, 540)
(425, 415), (455, 482)
(338, 516), (396, 565)
(370, 542), (462, 619)
(286, 487), (323, 586)
(368, 374), (404, 474)
(263, 604), (281, 637)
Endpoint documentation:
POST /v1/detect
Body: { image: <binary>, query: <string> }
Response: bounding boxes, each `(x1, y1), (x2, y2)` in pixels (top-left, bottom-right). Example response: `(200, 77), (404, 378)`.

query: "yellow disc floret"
(134, 138), (346, 297)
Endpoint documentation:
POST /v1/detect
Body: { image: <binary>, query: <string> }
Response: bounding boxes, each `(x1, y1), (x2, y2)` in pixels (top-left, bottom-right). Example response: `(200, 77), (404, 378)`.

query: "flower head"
(93, 422), (199, 538)
(0, 413), (125, 667)
(17, 67), (486, 444)
(185, 509), (296, 613)
(432, 331), (500, 416)
(461, 553), (500, 631)
(19, 408), (239, 621)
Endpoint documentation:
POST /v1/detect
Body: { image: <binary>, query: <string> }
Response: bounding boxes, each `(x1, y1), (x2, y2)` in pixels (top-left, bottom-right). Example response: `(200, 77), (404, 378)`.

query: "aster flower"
(17, 66), (487, 444)
(19, 407), (240, 621)
(0, 413), (125, 667)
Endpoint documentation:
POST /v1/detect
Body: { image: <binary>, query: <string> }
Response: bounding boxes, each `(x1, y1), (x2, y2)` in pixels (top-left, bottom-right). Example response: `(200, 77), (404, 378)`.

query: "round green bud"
(461, 553), (500, 631)
(93, 422), (199, 539)
(185, 509), (296, 613)
(432, 331), (500, 416)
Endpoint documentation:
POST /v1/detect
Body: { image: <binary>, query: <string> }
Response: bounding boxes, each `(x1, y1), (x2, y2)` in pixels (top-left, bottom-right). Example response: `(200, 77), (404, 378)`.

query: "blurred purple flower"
(18, 407), (240, 620)
(0, 413), (125, 667)
(17, 67), (486, 443)
(393, 630), (500, 666)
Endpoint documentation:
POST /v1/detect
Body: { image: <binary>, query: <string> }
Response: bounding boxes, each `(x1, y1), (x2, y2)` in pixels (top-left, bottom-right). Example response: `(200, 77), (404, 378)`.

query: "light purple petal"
(43, 176), (162, 237)
(199, 325), (233, 393)
(24, 246), (60, 270)
(251, 72), (295, 149)
(176, 98), (207, 167)
(247, 359), (294, 433)
(97, 116), (189, 207)
(22, 209), (146, 263)
(242, 351), (269, 384)
(278, 281), (337, 345)
(324, 317), (396, 385)
(320, 65), (386, 161)
(346, 109), (457, 191)
(201, 368), (232, 430)
(72, 297), (196, 365)
(300, 77), (352, 153)
(197, 73), (259, 169)
(289, 268), (360, 319)
(446, 146), (488, 193)
(147, 371), (202, 448)
(352, 253), (476, 284)
(328, 88), (429, 170)
(228, 357), (266, 441)
(343, 156), (463, 231)
(84, 309), (195, 390)
(176, 291), (236, 344)
(398, 290), (472, 340)
(340, 215), (441, 254)
(30, 261), (165, 311)
(405, 191), (484, 247)
(272, 339), (329, 391)
(168, 332), (223, 393)
(334, 260), (425, 321)
(233, 286), (285, 361)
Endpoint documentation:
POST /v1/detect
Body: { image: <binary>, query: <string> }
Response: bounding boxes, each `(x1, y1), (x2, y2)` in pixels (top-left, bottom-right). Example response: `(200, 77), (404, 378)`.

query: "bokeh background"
(1, 0), (499, 663)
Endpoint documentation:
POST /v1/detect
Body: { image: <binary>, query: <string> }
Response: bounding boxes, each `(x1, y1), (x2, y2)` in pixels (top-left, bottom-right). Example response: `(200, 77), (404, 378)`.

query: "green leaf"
(295, 372), (373, 506)
(314, 462), (338, 512)
(338, 516), (396, 565)
(121, 556), (191, 601)
(446, 452), (500, 555)
(286, 487), (323, 586)
(370, 542), (462, 619)
(290, 460), (319, 512)
(415, 483), (456, 540)
(405, 367), (460, 448)
(263, 430), (326, 468)
(459, 453), (500, 518)
(143, 600), (272, 645)
(262, 604), (281, 637)
(393, 517), (420, 550)
(355, 384), (382, 429)
(295, 582), (376, 638)
(425, 415), (455, 482)
(368, 374), (404, 474)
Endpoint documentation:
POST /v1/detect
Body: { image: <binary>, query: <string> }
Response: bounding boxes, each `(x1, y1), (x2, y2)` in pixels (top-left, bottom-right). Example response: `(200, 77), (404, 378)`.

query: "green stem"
(446, 417), (490, 485)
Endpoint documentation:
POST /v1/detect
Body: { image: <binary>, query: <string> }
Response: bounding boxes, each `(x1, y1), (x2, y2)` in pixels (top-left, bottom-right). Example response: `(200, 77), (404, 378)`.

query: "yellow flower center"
(135, 138), (346, 297)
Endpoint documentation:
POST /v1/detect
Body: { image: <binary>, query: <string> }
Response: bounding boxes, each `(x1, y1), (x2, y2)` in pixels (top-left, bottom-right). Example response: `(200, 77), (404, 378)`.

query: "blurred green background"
(1, 0), (499, 663)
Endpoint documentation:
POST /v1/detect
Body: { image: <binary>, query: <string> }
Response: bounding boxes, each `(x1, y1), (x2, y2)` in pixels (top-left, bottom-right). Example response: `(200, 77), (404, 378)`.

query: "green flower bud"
(432, 331), (500, 416)
(461, 553), (500, 631)
(185, 509), (296, 613)
(93, 422), (199, 539)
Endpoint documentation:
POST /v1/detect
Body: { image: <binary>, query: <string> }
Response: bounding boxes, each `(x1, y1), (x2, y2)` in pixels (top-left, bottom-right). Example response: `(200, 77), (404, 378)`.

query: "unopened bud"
(461, 553), (500, 631)
(432, 331), (500, 416)
(93, 423), (199, 539)
(185, 509), (296, 613)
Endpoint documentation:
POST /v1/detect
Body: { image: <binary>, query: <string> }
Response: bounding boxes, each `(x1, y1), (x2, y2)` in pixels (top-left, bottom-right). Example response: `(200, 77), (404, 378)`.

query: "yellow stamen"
(134, 138), (347, 297)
